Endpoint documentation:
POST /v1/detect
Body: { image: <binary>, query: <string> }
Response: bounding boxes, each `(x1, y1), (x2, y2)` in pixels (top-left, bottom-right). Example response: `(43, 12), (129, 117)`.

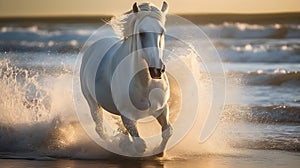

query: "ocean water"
(0, 16), (299, 167)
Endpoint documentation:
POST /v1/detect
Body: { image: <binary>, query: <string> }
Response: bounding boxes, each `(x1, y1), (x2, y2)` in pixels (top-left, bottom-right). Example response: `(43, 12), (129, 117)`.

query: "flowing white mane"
(109, 3), (166, 38)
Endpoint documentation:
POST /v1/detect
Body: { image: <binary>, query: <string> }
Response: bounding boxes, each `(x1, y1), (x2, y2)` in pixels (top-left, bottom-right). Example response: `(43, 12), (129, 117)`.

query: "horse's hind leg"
(155, 105), (173, 157)
(81, 79), (107, 140)
(88, 103), (107, 140)
(120, 115), (146, 154)
(93, 105), (107, 140)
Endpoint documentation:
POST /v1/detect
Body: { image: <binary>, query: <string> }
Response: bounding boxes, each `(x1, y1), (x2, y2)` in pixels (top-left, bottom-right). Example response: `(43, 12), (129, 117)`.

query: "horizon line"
(0, 11), (300, 19)
(1, 12), (299, 24)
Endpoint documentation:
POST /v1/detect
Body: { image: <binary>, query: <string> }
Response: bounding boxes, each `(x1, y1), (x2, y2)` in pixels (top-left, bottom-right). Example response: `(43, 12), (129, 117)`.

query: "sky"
(0, 0), (300, 17)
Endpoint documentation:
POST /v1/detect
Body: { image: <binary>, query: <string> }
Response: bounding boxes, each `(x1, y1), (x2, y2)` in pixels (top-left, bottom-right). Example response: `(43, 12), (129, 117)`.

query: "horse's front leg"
(121, 115), (146, 154)
(155, 105), (173, 157)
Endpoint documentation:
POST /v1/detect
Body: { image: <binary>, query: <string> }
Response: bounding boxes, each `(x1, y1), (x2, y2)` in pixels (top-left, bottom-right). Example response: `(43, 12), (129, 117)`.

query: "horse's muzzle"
(149, 65), (165, 79)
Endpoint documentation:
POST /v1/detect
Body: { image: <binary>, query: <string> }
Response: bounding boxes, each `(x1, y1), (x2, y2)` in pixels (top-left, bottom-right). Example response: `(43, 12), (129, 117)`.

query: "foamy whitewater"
(0, 18), (299, 161)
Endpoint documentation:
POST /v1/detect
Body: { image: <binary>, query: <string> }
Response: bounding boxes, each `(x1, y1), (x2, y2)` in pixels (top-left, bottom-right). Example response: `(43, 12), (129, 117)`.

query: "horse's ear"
(133, 2), (139, 13)
(161, 1), (168, 13)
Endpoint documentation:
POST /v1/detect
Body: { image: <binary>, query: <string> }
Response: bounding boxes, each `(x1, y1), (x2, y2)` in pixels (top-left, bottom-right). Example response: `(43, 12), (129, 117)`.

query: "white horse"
(80, 2), (172, 156)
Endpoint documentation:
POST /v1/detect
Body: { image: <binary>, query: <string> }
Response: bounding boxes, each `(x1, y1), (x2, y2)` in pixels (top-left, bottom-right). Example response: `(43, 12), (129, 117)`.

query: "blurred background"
(1, 0), (300, 16)
(0, 0), (299, 167)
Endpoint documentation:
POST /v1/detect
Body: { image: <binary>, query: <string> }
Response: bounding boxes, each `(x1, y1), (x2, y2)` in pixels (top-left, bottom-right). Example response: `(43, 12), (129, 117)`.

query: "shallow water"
(1, 150), (299, 168)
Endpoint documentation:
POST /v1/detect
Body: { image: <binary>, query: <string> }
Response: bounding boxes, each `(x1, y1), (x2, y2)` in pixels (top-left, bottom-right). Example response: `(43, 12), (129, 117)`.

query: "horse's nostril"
(161, 65), (165, 73)
(149, 67), (163, 79)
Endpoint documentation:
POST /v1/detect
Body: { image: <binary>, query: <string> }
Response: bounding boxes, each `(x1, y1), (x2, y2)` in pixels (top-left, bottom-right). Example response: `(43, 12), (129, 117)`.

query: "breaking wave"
(201, 22), (300, 39)
(227, 69), (300, 86)
(222, 105), (300, 124)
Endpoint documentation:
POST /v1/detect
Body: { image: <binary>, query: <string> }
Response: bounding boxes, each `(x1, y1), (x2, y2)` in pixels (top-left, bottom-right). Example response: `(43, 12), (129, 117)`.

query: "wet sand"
(1, 150), (299, 168)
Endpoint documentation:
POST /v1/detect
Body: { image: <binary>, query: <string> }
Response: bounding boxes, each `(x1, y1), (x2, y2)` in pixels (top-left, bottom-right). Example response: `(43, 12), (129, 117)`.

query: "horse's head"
(133, 2), (168, 79)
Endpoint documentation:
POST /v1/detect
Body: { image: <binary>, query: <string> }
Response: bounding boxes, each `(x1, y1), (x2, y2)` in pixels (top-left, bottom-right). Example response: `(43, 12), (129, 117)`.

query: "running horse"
(80, 2), (172, 156)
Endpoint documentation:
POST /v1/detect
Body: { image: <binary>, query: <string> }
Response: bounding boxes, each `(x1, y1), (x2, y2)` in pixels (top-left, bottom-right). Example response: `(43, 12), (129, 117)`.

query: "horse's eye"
(139, 32), (145, 38)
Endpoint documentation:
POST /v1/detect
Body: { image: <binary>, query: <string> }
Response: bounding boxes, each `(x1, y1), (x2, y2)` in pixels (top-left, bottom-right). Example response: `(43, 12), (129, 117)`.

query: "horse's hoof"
(133, 138), (146, 153)
(155, 151), (164, 157)
(119, 136), (133, 153)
